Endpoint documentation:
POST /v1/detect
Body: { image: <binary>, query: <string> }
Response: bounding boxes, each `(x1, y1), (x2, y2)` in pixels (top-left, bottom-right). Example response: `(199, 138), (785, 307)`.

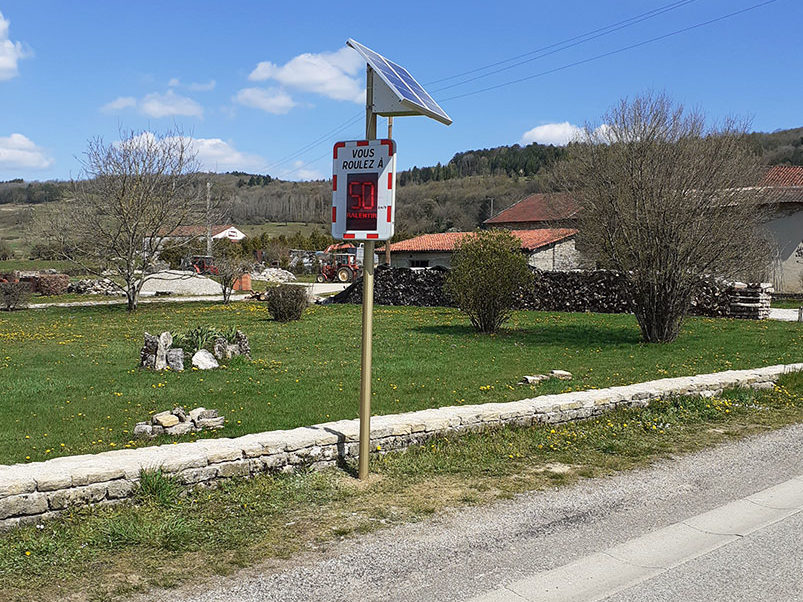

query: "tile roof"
(384, 228), (578, 253)
(484, 192), (579, 225)
(762, 165), (803, 187)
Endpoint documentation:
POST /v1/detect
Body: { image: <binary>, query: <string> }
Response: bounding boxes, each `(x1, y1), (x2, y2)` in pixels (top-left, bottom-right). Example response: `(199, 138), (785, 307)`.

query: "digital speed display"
(346, 173), (378, 231)
(332, 139), (396, 241)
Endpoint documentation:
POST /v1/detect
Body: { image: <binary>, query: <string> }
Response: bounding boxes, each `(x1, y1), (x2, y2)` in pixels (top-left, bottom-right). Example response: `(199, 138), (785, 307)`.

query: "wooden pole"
(358, 67), (378, 480)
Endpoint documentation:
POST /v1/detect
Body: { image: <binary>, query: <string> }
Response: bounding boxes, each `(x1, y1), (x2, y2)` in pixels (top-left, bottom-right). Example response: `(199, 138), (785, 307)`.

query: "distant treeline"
(747, 127), (803, 166)
(398, 142), (567, 185)
(7, 126), (803, 239)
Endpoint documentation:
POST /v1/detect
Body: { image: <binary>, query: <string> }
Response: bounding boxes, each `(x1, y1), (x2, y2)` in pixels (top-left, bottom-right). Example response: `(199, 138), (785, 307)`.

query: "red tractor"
(184, 255), (219, 276)
(316, 244), (361, 282)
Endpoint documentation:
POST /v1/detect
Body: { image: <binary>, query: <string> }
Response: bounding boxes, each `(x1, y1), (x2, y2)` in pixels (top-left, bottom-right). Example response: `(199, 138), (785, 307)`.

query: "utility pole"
(205, 181), (212, 257)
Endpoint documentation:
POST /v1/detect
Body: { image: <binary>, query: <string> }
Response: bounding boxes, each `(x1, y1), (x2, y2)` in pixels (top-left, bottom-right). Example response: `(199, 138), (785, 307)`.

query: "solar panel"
(346, 39), (452, 126)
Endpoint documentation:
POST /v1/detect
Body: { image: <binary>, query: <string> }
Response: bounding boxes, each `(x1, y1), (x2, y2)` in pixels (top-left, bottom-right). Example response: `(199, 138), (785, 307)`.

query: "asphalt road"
(152, 424), (803, 602)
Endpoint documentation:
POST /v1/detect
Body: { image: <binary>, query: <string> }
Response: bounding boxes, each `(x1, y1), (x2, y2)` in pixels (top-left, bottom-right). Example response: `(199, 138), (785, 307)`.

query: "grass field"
(0, 302), (801, 466)
(1, 374), (800, 600)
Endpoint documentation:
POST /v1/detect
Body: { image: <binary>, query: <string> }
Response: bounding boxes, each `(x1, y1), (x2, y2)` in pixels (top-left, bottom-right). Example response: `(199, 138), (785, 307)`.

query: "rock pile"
(250, 267), (296, 283)
(519, 370), (573, 384)
(728, 282), (773, 319)
(332, 265), (452, 306)
(133, 406), (224, 438)
(67, 278), (119, 295)
(332, 267), (752, 319)
(140, 332), (184, 371)
(139, 330), (251, 371)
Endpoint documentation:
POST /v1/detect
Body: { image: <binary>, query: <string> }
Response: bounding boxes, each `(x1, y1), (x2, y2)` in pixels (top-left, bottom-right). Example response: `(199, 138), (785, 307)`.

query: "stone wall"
(1, 363), (800, 529)
(331, 267), (768, 318)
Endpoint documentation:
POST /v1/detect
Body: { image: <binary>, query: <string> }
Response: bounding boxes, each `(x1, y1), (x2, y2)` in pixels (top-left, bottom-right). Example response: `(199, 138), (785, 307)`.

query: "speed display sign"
(332, 139), (396, 241)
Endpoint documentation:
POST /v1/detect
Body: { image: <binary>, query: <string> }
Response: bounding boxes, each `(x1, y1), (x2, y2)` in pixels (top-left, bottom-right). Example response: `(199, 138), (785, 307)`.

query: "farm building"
(158, 224), (246, 244)
(382, 229), (579, 270)
(761, 166), (803, 293)
(483, 192), (579, 230)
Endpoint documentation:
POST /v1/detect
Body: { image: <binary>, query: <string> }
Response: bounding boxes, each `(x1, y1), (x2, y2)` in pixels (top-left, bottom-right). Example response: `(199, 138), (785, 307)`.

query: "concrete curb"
(1, 363), (801, 529)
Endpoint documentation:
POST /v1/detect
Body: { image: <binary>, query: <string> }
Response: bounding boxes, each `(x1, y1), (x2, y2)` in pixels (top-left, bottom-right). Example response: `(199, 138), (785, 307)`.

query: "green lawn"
(0, 302), (801, 465)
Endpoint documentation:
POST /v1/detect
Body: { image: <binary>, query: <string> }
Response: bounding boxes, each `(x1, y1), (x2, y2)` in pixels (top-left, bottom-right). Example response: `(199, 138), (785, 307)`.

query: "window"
(410, 259), (430, 268)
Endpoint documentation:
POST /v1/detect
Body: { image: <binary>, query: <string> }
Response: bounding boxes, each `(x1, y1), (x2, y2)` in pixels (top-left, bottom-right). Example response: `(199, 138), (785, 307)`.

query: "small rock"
(152, 411), (179, 428)
(196, 416), (225, 430)
(172, 406), (186, 422)
(550, 370), (573, 380)
(188, 407), (207, 422)
(133, 423), (153, 439)
(198, 409), (218, 419)
(192, 349), (219, 370)
(519, 374), (549, 385)
(165, 422), (194, 436)
(151, 425), (165, 436)
(167, 348), (184, 371)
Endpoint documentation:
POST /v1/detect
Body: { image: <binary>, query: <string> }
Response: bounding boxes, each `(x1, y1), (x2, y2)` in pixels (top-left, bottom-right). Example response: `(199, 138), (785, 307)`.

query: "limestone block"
(106, 479), (136, 499)
(216, 460), (251, 478)
(133, 423), (153, 439)
(153, 412), (179, 428)
(176, 466), (218, 485)
(520, 374), (550, 384)
(192, 349), (219, 370)
(196, 417), (224, 430)
(71, 464), (126, 487)
(33, 470), (72, 492)
(188, 407), (207, 422)
(165, 422), (194, 436)
(166, 348), (184, 371)
(282, 427), (321, 452)
(48, 484), (107, 511)
(155, 331), (172, 371)
(200, 442), (243, 464)
(0, 492), (48, 519)
(550, 370), (573, 380)
(0, 474), (37, 498)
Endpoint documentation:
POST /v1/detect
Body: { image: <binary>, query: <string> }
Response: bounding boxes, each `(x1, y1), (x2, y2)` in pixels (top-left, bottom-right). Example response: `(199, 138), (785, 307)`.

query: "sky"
(0, 0), (800, 182)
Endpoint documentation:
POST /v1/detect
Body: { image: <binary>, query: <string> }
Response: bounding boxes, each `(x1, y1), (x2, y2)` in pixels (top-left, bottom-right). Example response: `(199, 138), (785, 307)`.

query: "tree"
(38, 130), (214, 311)
(445, 229), (534, 334)
(211, 239), (253, 303)
(556, 92), (771, 343)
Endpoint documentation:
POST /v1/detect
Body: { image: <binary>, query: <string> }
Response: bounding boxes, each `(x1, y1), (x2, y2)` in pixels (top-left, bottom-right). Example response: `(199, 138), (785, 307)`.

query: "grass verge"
(0, 373), (801, 601)
(0, 303), (801, 464)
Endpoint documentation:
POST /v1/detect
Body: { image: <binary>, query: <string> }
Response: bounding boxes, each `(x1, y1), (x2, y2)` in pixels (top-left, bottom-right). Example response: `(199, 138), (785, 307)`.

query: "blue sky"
(0, 0), (800, 182)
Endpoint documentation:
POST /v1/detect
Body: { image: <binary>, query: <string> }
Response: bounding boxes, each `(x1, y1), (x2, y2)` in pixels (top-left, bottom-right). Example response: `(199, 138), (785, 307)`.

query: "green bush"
(171, 325), (238, 353)
(264, 283), (308, 322)
(445, 229), (534, 333)
(0, 281), (32, 310)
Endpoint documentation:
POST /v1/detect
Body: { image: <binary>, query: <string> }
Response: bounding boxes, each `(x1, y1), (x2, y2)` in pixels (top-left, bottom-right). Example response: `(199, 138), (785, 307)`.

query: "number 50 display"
(332, 139), (396, 241)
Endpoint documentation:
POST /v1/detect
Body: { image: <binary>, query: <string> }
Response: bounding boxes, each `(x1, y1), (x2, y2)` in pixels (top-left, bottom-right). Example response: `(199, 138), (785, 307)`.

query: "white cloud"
(168, 78), (216, 91)
(101, 96), (137, 112)
(140, 90), (203, 118)
(191, 137), (266, 172)
(188, 79), (215, 91)
(0, 11), (29, 81)
(520, 122), (583, 146)
(248, 46), (364, 103)
(520, 122), (612, 146)
(281, 160), (323, 181)
(0, 133), (53, 169)
(234, 87), (295, 114)
(101, 91), (203, 118)
(117, 132), (266, 173)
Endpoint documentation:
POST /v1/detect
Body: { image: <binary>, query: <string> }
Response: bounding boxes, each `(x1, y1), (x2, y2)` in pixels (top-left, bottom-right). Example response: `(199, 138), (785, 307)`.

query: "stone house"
(761, 166), (803, 293)
(484, 192), (579, 231)
(382, 229), (579, 270)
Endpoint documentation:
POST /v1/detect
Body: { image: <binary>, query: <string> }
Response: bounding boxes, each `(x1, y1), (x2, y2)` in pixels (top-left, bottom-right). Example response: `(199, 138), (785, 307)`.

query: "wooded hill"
(3, 126), (801, 238)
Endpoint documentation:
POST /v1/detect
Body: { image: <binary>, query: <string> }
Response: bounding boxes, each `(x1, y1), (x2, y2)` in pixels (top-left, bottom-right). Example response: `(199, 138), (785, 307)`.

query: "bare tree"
(556, 92), (771, 343)
(39, 130), (215, 311)
(211, 239), (254, 304)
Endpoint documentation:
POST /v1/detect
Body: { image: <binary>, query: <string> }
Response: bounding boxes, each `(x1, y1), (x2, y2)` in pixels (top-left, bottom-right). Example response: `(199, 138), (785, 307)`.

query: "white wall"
(766, 208), (803, 293)
(527, 239), (579, 271)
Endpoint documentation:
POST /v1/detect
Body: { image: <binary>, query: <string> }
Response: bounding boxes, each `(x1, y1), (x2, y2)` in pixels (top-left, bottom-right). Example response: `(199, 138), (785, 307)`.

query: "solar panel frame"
(346, 39), (452, 126)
